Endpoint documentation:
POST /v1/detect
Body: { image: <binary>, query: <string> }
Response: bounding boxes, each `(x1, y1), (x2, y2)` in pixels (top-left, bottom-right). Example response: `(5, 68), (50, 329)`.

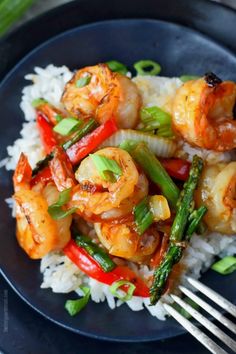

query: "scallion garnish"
(75, 234), (116, 272)
(76, 74), (91, 88)
(211, 256), (236, 275)
(134, 60), (161, 76)
(106, 60), (128, 75)
(140, 106), (173, 137)
(90, 154), (122, 181)
(180, 75), (200, 83)
(134, 197), (154, 235)
(48, 188), (76, 220)
(31, 98), (48, 107)
(110, 280), (136, 302)
(53, 117), (82, 136)
(65, 286), (90, 316)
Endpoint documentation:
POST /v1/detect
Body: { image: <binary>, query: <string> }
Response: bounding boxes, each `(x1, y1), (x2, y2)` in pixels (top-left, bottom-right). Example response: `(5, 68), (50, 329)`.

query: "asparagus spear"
(74, 234), (116, 273)
(32, 118), (97, 176)
(150, 155), (203, 305)
(120, 141), (180, 208)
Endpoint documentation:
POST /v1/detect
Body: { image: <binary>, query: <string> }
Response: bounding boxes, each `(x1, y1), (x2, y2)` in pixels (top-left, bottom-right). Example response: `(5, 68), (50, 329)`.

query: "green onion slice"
(32, 98), (48, 107)
(211, 256), (236, 275)
(90, 154), (122, 181)
(76, 74), (91, 88)
(106, 60), (128, 75)
(140, 106), (173, 137)
(65, 286), (90, 316)
(180, 75), (200, 83)
(48, 188), (77, 220)
(110, 280), (136, 302)
(134, 60), (161, 76)
(53, 117), (82, 136)
(134, 197), (154, 235)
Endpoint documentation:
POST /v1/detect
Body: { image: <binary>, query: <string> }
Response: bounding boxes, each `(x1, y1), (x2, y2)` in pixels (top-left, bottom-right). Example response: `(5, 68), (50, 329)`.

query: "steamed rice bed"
(3, 64), (236, 320)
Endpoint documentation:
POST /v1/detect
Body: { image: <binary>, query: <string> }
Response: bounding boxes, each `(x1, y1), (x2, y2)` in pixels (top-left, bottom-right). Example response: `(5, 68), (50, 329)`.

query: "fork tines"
(164, 276), (236, 354)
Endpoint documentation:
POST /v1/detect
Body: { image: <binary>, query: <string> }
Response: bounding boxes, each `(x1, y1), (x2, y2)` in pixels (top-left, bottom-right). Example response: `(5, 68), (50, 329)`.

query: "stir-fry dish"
(6, 60), (236, 318)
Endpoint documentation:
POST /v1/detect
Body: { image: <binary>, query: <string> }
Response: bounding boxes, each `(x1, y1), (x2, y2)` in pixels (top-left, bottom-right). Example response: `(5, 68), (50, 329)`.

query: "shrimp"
(95, 223), (160, 263)
(13, 153), (72, 259)
(172, 73), (236, 151)
(61, 64), (141, 128)
(70, 147), (139, 218)
(195, 162), (236, 234)
(49, 146), (76, 191)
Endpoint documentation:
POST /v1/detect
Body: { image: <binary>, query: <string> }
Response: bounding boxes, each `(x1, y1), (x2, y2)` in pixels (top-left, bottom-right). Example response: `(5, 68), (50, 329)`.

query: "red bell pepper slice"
(161, 158), (190, 181)
(30, 166), (52, 188)
(36, 113), (58, 154)
(64, 240), (149, 298)
(66, 118), (118, 165)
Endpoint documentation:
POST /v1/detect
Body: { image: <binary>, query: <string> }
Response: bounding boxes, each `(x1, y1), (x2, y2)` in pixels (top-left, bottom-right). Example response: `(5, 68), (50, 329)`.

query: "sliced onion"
(99, 129), (177, 158)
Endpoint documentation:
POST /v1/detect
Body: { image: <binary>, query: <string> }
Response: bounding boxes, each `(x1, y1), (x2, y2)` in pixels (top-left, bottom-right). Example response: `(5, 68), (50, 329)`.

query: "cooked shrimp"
(61, 64), (141, 128)
(172, 73), (236, 151)
(49, 146), (76, 191)
(13, 154), (72, 259)
(95, 223), (160, 263)
(70, 147), (139, 218)
(100, 173), (148, 220)
(195, 162), (236, 234)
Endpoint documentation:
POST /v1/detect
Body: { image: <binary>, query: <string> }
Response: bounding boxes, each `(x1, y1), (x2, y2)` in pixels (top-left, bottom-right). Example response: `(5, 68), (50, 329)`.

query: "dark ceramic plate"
(0, 0), (236, 343)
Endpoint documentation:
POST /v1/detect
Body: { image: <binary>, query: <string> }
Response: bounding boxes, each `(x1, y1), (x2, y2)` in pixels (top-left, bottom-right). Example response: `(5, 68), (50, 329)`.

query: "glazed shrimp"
(13, 154), (72, 259)
(70, 147), (139, 218)
(61, 64), (141, 128)
(172, 73), (236, 151)
(95, 223), (160, 263)
(195, 162), (236, 234)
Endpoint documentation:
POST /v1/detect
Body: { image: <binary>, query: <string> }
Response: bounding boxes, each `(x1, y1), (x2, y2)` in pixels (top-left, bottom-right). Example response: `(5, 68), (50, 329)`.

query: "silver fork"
(163, 276), (236, 354)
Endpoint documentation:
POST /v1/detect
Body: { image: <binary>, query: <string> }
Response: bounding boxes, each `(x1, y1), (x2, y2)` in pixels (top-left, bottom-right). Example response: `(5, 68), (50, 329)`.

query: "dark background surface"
(1, 0), (236, 353)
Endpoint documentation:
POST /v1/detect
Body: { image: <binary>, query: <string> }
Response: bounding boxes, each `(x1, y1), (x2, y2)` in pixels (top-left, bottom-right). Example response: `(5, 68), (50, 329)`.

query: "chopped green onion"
(186, 206), (208, 238)
(110, 280), (136, 302)
(211, 256), (236, 275)
(106, 60), (128, 75)
(65, 286), (90, 316)
(172, 297), (199, 319)
(134, 197), (154, 235)
(53, 117), (82, 136)
(140, 106), (173, 137)
(75, 234), (116, 272)
(180, 75), (200, 83)
(48, 188), (77, 220)
(31, 98), (48, 107)
(134, 60), (161, 76)
(55, 114), (63, 123)
(90, 154), (122, 181)
(76, 75), (91, 88)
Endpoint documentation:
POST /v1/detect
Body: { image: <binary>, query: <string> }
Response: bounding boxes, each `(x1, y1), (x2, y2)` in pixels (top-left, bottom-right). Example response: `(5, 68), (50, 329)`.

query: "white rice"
(3, 65), (236, 320)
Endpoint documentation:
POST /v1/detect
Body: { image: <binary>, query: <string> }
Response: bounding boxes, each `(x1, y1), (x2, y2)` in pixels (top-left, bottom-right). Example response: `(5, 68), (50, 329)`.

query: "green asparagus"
(150, 155), (203, 305)
(121, 141), (180, 208)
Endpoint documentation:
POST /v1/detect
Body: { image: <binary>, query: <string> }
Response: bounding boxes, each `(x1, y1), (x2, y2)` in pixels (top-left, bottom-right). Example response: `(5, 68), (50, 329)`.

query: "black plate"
(0, 0), (236, 343)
